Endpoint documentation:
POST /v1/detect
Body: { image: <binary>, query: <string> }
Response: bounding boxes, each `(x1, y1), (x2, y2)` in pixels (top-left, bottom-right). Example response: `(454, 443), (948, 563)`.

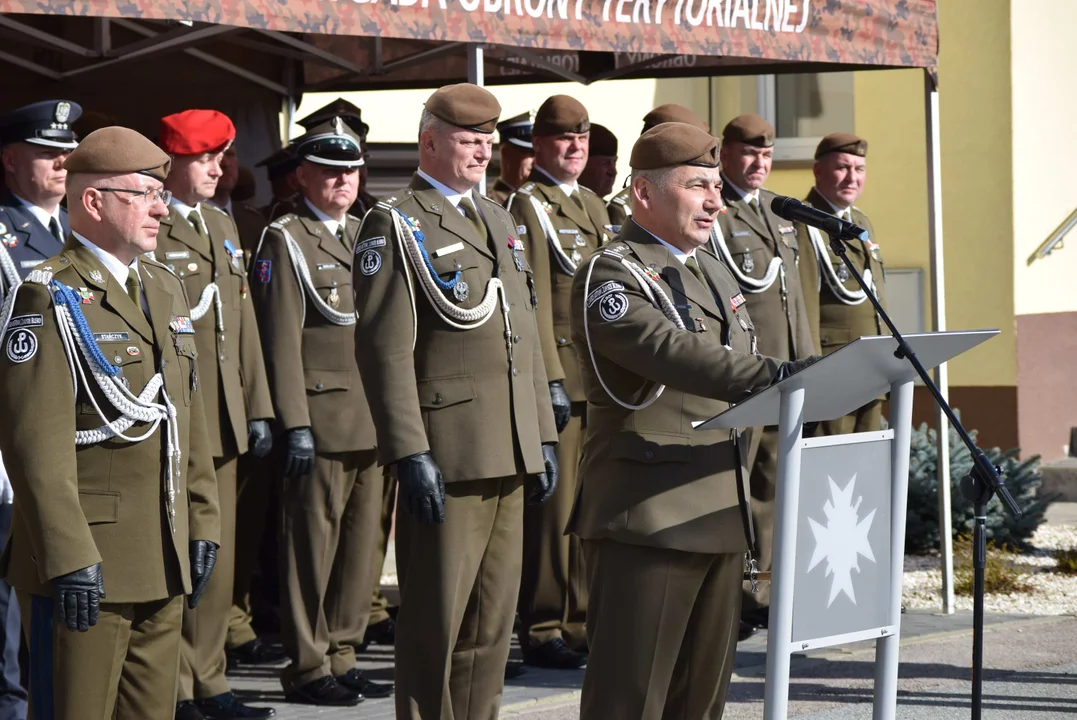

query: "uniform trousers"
(580, 540), (742, 720)
(22, 592), (183, 720)
(179, 453), (238, 700)
(0, 503), (26, 720)
(368, 473), (397, 626)
(518, 404), (587, 650)
(743, 425), (778, 611)
(821, 397), (883, 437)
(227, 453), (273, 649)
(278, 449), (383, 691)
(395, 475), (523, 720)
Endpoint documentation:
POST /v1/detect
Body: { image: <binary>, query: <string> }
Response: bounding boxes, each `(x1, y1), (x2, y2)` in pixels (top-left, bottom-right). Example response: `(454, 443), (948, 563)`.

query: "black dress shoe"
(335, 668), (394, 699)
(522, 638), (587, 669)
(504, 661), (527, 680)
(284, 676), (363, 707)
(226, 638), (287, 667)
(176, 701), (206, 720)
(195, 692), (276, 719)
(363, 617), (396, 647)
(738, 620), (758, 642)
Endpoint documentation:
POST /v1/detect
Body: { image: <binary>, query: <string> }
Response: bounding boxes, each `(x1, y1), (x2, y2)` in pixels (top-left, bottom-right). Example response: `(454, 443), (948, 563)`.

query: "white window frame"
(757, 74), (829, 163)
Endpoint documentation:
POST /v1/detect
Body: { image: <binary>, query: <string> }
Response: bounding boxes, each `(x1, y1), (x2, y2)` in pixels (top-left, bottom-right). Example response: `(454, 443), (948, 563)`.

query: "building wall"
(1010, 0), (1077, 460)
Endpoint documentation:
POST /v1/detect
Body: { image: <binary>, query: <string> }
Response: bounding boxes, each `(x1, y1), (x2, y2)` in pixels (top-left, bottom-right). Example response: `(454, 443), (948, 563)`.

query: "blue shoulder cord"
(51, 282), (119, 378)
(399, 213), (462, 294)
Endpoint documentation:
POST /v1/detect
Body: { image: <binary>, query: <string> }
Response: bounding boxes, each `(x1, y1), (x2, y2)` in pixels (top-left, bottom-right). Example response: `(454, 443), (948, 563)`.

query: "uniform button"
(219, 354), (226, 362)
(513, 335), (520, 344)
(114, 356), (122, 364)
(214, 272), (219, 280)
(315, 382), (324, 390)
(454, 262), (462, 270)
(821, 336), (830, 344)
(332, 280), (338, 286)
(433, 393), (443, 405)
(179, 271), (186, 277)
(512, 367), (519, 377)
(557, 337), (567, 346)
(644, 450), (654, 460)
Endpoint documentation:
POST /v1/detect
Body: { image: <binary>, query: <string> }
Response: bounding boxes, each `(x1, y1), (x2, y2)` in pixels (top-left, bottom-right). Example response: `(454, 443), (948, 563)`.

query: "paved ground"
(227, 503), (1077, 718)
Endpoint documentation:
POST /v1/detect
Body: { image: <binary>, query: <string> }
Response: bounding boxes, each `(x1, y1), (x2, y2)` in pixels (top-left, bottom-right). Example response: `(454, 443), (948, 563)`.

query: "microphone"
(770, 195), (870, 243)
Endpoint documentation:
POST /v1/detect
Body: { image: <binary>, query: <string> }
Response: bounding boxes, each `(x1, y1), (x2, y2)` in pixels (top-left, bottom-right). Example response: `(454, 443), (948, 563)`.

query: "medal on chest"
(741, 253), (755, 274)
(836, 263), (850, 282)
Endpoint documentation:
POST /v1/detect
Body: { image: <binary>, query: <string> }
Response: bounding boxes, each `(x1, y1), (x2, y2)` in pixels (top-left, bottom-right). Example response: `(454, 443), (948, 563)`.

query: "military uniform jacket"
(508, 170), (612, 402)
(233, 201), (269, 256)
(155, 205), (274, 458)
(486, 178), (515, 208)
(351, 189), (379, 218)
(714, 184), (814, 361)
(567, 220), (779, 554)
(0, 188), (69, 278)
(250, 201), (376, 455)
(352, 174), (557, 481)
(605, 185), (631, 234)
(0, 240), (221, 603)
(796, 187), (888, 355)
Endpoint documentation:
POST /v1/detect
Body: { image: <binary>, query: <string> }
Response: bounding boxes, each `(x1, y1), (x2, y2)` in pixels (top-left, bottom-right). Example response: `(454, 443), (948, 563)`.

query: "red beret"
(159, 109), (235, 156)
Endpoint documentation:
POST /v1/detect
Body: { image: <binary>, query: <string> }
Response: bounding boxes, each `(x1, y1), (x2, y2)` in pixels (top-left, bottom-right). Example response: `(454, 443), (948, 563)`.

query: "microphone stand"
(825, 229), (1021, 720)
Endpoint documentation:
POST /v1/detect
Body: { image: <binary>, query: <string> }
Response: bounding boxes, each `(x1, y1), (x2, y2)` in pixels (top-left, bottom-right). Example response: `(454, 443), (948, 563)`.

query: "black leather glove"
(549, 381), (571, 434)
(397, 451), (446, 524)
(284, 427), (315, 478)
(247, 419), (272, 459)
(773, 355), (823, 384)
(527, 443), (559, 505)
(188, 540), (218, 610)
(53, 562), (105, 632)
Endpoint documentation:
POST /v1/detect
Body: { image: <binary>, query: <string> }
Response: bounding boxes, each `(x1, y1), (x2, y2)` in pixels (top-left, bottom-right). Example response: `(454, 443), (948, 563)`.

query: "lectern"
(697, 330), (998, 720)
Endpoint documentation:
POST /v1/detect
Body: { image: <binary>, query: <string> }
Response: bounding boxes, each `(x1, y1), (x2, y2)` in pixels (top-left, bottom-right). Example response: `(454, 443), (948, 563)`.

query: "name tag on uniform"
(165, 251), (190, 260)
(94, 331), (130, 342)
(18, 260), (41, 269)
(316, 263), (341, 271)
(558, 228), (579, 235)
(433, 242), (464, 257)
(778, 226), (796, 235)
(732, 230), (751, 237)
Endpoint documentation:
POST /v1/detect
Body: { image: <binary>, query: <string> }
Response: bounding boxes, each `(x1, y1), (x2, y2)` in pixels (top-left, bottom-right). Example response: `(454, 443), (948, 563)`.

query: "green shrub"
(952, 535), (1035, 596)
(1052, 548), (1077, 576)
(905, 416), (1055, 555)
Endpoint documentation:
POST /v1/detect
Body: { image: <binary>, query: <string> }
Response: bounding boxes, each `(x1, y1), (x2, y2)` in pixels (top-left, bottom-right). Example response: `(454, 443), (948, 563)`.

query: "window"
(756, 72), (855, 162)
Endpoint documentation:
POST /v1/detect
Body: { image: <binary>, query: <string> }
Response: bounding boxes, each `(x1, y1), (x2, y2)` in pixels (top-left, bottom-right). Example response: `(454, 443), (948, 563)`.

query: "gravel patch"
(903, 524), (1077, 615)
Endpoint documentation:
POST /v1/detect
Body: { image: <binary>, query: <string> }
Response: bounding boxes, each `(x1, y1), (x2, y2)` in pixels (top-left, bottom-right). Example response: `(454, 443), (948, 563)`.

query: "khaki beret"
(424, 84), (501, 134)
(588, 124), (618, 157)
(63, 126), (171, 181)
(533, 95), (589, 137)
(721, 114), (775, 148)
(643, 104), (709, 133)
(630, 122), (720, 171)
(815, 132), (868, 159)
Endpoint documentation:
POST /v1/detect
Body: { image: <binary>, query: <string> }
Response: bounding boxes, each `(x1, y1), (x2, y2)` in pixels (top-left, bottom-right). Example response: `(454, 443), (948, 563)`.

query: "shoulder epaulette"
(346, 213), (362, 225)
(203, 204), (228, 218)
(609, 194), (628, 207)
(601, 242), (631, 259)
(270, 213), (298, 230)
(25, 268), (53, 285)
(518, 182), (536, 195)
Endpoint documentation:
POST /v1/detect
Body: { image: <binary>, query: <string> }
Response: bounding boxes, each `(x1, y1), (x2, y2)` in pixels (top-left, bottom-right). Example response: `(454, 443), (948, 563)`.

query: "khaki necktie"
(335, 224), (348, 248)
(685, 255), (709, 290)
(188, 210), (207, 240)
(459, 197), (488, 243)
(570, 189), (586, 212)
(749, 196), (762, 218)
(126, 272), (140, 303)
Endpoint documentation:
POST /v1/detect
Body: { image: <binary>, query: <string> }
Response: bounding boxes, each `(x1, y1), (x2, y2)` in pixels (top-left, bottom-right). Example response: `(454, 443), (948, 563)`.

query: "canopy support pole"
(468, 43), (486, 195)
(925, 70), (955, 615)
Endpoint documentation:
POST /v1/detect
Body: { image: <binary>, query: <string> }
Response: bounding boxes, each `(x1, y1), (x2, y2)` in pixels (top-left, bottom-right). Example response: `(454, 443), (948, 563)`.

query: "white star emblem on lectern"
(806, 474), (877, 607)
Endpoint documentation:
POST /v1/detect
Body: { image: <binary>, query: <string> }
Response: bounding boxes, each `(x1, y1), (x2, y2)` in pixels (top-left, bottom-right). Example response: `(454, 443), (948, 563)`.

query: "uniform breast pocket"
(819, 325), (852, 351)
(727, 233), (769, 278)
(228, 264), (247, 310)
(172, 336), (199, 407)
(314, 276), (353, 315)
(428, 246), (476, 282)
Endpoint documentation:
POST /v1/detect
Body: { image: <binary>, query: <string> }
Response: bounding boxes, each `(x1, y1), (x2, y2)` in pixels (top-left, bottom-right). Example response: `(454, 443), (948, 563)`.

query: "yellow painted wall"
(935, 0), (1016, 386)
(1010, 0), (1077, 316)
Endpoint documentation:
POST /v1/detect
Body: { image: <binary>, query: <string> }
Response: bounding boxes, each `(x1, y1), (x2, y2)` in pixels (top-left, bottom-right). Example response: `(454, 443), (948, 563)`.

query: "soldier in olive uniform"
(0, 127), (221, 720)
(797, 133), (888, 435)
(295, 99), (379, 218)
(351, 84), (558, 720)
(713, 114), (814, 633)
(569, 122), (814, 719)
(507, 95), (610, 669)
(250, 119), (392, 707)
(488, 111), (534, 207)
(605, 104), (710, 234)
(578, 123), (618, 199)
(154, 110), (277, 720)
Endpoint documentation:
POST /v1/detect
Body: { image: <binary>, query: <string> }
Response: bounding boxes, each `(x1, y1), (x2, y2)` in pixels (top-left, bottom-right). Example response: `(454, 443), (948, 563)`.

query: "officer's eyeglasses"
(96, 187), (172, 207)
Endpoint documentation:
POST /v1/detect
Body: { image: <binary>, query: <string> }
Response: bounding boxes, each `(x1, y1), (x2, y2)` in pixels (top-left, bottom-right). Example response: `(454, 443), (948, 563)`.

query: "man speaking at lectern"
(567, 122), (818, 718)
